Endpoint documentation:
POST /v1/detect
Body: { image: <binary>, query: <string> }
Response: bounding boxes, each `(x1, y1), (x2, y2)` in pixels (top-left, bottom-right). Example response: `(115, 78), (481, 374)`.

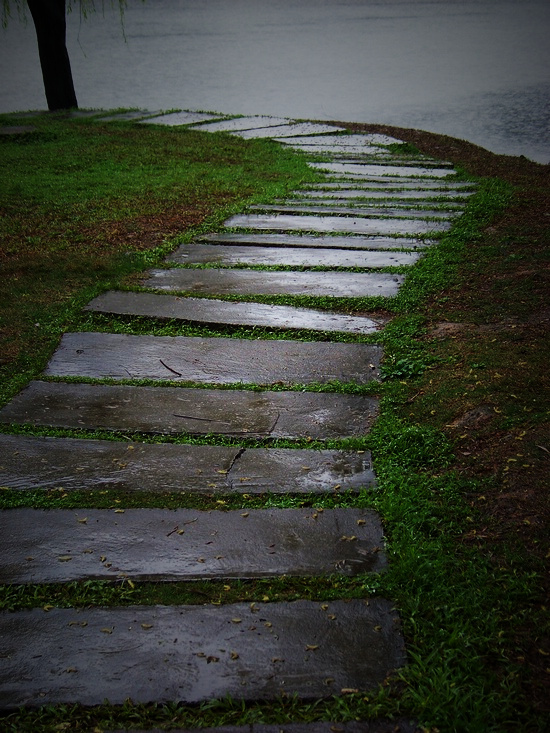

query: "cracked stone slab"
(0, 434), (376, 494)
(226, 213), (450, 236)
(85, 292), (386, 334)
(144, 267), (404, 298)
(310, 162), (454, 178)
(41, 332), (382, 384)
(0, 599), (406, 708)
(190, 116), (293, 132)
(235, 123), (346, 139)
(0, 382), (379, 438)
(0, 507), (386, 583)
(293, 188), (473, 201)
(249, 204), (461, 219)
(167, 243), (421, 268)
(201, 232), (433, 250)
(139, 111), (223, 126)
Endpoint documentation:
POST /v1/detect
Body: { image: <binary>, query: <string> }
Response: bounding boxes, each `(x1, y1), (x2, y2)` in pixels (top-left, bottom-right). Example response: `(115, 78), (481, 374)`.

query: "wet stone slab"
(275, 134), (404, 147)
(105, 722), (420, 733)
(144, 267), (404, 298)
(234, 123), (345, 138)
(86, 292), (386, 334)
(226, 213), (451, 236)
(249, 204), (461, 219)
(201, 232), (433, 250)
(0, 599), (406, 707)
(167, 243), (421, 268)
(0, 382), (379, 438)
(0, 507), (386, 583)
(41, 332), (382, 384)
(139, 111), (223, 126)
(293, 188), (473, 200)
(0, 434), (376, 494)
(190, 116), (293, 132)
(310, 162), (454, 178)
(308, 179), (475, 190)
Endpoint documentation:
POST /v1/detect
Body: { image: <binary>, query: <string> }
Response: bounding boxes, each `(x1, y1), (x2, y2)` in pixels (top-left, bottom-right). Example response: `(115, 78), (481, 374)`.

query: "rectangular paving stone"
(249, 204), (461, 219)
(0, 507), (386, 583)
(278, 143), (392, 156)
(41, 332), (383, 384)
(0, 382), (379, 438)
(0, 434), (376, 494)
(190, 116), (293, 132)
(86, 292), (386, 334)
(202, 232), (433, 250)
(310, 162), (454, 178)
(167, 243), (421, 267)
(275, 134), (403, 147)
(226, 213), (451, 236)
(309, 179), (475, 190)
(139, 111), (223, 126)
(0, 599), (406, 707)
(144, 267), (404, 297)
(235, 123), (345, 138)
(294, 188), (473, 200)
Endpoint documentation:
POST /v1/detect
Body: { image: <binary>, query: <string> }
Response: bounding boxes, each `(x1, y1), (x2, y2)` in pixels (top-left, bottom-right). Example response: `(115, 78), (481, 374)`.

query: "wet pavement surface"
(0, 507), (386, 583)
(0, 109), (470, 721)
(0, 600), (405, 708)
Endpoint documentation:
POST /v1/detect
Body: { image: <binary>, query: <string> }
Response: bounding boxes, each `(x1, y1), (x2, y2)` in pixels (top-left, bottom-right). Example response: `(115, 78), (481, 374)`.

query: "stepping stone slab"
(144, 267), (404, 297)
(310, 162), (454, 178)
(294, 189), (472, 200)
(0, 382), (379, 439)
(104, 722), (420, 733)
(309, 179), (474, 190)
(86, 292), (386, 335)
(278, 143), (392, 156)
(0, 599), (406, 707)
(226, 213), (450, 236)
(235, 123), (345, 138)
(275, 134), (404, 147)
(0, 507), (387, 583)
(139, 111), (222, 126)
(250, 204), (460, 219)
(167, 243), (421, 268)
(191, 116), (293, 132)
(202, 232), (432, 251)
(0, 434), (376, 494)
(41, 332), (382, 384)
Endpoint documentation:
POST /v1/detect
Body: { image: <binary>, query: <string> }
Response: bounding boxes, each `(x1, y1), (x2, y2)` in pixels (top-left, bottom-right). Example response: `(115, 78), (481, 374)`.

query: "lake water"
(1, 0), (549, 162)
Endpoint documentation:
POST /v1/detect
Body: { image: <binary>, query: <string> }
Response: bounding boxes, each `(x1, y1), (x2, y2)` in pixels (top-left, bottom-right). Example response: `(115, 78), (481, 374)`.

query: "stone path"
(0, 111), (474, 726)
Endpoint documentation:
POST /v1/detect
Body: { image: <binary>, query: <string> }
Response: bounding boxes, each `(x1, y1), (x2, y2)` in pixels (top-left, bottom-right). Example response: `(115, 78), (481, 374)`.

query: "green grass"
(0, 113), (548, 731)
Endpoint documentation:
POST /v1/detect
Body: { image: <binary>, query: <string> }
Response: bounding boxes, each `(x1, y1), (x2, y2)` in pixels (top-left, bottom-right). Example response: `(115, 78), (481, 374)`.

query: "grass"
(0, 111), (549, 731)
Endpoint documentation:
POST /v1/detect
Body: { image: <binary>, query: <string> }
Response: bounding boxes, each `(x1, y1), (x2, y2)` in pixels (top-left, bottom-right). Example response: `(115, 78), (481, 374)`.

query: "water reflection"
(1, 0), (548, 162)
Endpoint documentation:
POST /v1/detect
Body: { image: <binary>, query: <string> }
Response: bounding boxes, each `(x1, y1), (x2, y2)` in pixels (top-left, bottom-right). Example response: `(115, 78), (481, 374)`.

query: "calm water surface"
(1, 0), (548, 162)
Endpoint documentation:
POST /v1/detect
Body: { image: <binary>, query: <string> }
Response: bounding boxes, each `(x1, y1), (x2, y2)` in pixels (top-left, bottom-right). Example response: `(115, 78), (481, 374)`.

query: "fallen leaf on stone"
(216, 469), (228, 475)
(341, 688), (358, 694)
(272, 657), (283, 663)
(177, 529), (185, 535)
(26, 556), (33, 561)
(196, 652), (206, 658)
(58, 555), (72, 562)
(241, 512), (249, 518)
(230, 651), (239, 660)
(43, 605), (54, 612)
(114, 509), (125, 514)
(231, 618), (242, 624)
(65, 667), (77, 673)
(328, 614), (337, 620)
(197, 557), (205, 563)
(77, 518), (87, 524)
(141, 623), (153, 630)
(264, 622), (272, 628)
(357, 519), (366, 526)
(215, 555), (224, 560)
(100, 628), (113, 634)
(374, 625), (382, 632)
(99, 555), (107, 562)
(305, 644), (319, 651)
(206, 656), (219, 663)
(340, 535), (357, 542)
(320, 604), (329, 611)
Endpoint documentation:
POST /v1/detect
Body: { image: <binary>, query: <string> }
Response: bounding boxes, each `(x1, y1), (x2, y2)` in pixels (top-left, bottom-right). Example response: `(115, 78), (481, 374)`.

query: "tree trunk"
(27, 0), (78, 111)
